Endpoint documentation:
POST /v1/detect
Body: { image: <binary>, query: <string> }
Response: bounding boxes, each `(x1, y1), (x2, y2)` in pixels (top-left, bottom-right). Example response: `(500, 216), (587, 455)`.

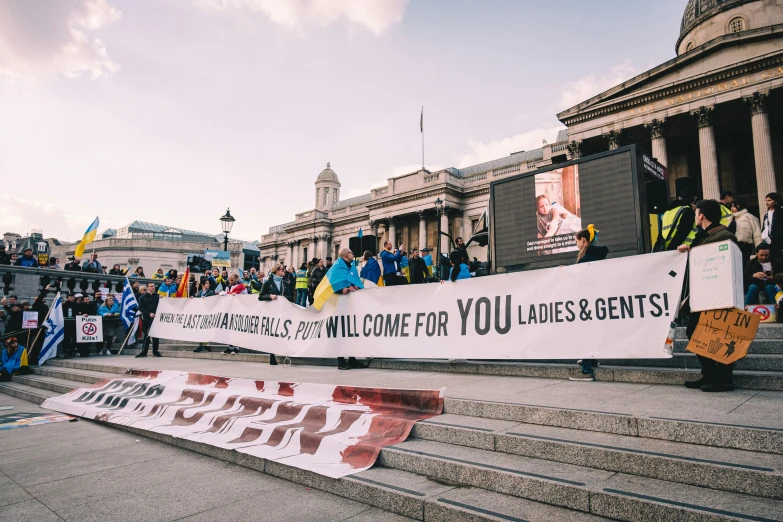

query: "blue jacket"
(14, 255), (39, 267)
(380, 249), (402, 275)
(98, 302), (121, 316)
(449, 263), (471, 281)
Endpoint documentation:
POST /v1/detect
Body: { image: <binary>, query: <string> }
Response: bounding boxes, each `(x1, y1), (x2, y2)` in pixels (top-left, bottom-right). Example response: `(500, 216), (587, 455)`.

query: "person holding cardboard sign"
(678, 199), (739, 392)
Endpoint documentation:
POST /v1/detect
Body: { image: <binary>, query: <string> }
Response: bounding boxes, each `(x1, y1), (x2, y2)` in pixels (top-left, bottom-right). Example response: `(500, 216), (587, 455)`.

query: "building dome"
(677, 0), (778, 55)
(316, 162), (340, 184)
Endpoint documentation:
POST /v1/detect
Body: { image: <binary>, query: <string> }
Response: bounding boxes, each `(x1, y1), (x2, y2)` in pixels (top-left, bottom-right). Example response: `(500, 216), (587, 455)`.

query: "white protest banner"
(689, 240), (743, 312)
(76, 315), (104, 343)
(150, 251), (687, 360)
(22, 312), (38, 329)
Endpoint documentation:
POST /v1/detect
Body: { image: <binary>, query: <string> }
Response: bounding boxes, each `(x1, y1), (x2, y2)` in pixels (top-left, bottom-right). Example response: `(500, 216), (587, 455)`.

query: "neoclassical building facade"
(259, 0), (782, 269)
(558, 0), (782, 213)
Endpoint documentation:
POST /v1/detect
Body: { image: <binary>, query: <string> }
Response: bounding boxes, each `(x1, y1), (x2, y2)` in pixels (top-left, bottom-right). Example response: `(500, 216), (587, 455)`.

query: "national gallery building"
(257, 0), (782, 271)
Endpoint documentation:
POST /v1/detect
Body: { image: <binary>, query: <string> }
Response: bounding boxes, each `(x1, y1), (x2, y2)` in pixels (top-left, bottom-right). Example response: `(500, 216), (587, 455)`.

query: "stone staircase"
(2, 359), (782, 521)
(136, 324), (783, 391)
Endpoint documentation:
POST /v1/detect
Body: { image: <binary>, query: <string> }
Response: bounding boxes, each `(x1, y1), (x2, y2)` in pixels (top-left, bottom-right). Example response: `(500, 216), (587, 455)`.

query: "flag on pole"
(39, 293), (64, 365)
(176, 267), (190, 298)
(121, 277), (140, 341)
(74, 216), (100, 258)
(420, 107), (423, 132)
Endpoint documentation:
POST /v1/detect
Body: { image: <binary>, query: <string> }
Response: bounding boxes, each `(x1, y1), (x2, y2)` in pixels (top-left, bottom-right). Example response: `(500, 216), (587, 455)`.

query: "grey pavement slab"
(0, 395), (410, 522)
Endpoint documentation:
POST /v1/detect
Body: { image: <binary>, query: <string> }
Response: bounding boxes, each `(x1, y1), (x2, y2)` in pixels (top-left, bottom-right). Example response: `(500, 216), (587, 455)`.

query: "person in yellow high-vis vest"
(295, 264), (309, 307)
(660, 190), (697, 250)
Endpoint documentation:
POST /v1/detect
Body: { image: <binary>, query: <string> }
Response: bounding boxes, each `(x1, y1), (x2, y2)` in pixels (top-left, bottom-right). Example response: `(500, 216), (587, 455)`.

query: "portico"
(559, 0), (783, 214)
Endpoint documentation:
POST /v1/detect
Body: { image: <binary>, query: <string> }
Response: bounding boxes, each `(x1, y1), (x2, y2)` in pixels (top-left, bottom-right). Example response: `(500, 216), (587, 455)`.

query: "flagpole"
(421, 106), (424, 170)
(116, 317), (137, 356)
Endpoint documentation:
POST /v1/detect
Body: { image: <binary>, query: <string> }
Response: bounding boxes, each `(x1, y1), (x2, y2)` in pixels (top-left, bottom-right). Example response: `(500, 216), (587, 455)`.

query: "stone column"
(286, 242), (294, 267)
(719, 150), (736, 194)
(604, 130), (621, 151)
(645, 118), (668, 167)
(292, 240), (299, 268)
(462, 210), (471, 239)
(691, 106), (720, 201)
(321, 235), (330, 259)
(440, 210), (450, 255)
(745, 92), (776, 213)
(388, 220), (397, 248)
(418, 212), (427, 251)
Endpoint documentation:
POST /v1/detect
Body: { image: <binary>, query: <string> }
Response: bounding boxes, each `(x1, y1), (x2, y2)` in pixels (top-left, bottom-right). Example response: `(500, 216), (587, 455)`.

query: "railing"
(0, 265), (159, 302)
(550, 142), (568, 153)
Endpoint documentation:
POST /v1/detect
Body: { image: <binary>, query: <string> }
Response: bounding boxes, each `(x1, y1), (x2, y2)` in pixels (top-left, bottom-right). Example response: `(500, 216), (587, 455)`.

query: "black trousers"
(383, 273), (408, 286)
(686, 312), (735, 385)
(140, 317), (159, 355)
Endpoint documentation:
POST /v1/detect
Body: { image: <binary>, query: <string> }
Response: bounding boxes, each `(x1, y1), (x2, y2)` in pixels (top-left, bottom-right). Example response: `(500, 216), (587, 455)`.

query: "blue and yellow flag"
(74, 216), (100, 258)
(359, 257), (384, 287)
(313, 259), (364, 310)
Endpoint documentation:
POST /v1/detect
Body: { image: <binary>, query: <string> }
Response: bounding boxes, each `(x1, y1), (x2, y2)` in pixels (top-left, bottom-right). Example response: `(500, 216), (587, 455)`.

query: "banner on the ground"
(150, 251), (687, 360)
(42, 370), (443, 478)
(686, 308), (760, 364)
(76, 315), (103, 343)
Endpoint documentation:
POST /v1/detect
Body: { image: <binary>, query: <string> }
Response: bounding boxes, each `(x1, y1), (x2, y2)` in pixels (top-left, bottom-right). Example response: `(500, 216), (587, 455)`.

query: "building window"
(686, 41), (695, 52)
(728, 17), (745, 33)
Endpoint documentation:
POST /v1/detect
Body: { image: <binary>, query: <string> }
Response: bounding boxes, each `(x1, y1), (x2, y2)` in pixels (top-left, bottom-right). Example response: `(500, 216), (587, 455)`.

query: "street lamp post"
(434, 197), (443, 280)
(220, 208), (236, 252)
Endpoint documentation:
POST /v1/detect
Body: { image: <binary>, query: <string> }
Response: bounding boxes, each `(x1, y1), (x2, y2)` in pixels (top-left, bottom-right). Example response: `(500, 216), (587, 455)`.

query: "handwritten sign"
(76, 316), (104, 343)
(689, 241), (743, 312)
(22, 312), (38, 329)
(686, 308), (760, 364)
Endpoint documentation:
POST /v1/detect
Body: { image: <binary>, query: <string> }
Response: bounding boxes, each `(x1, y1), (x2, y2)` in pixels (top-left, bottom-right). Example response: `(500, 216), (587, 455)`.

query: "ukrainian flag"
(74, 216), (100, 258)
(313, 259), (364, 310)
(359, 257), (384, 287)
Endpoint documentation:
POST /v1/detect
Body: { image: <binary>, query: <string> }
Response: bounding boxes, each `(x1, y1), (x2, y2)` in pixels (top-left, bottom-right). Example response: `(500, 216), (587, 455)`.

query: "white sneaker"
(105, 350), (111, 356)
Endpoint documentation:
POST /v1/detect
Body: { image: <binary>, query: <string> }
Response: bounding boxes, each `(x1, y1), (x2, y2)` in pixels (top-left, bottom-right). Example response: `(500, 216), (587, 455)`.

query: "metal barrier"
(0, 265), (159, 301)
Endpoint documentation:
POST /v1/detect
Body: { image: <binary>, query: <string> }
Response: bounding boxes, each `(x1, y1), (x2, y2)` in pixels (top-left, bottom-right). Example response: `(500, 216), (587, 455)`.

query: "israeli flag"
(39, 293), (64, 365)
(121, 277), (140, 340)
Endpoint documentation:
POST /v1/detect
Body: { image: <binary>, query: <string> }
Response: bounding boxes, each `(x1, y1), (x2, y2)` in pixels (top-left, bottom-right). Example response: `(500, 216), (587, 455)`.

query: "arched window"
(686, 41), (695, 52)
(728, 17), (745, 33)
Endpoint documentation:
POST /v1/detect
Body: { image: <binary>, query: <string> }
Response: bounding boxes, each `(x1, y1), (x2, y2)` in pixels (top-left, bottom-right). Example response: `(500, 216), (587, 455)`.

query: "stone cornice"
(557, 26), (783, 125)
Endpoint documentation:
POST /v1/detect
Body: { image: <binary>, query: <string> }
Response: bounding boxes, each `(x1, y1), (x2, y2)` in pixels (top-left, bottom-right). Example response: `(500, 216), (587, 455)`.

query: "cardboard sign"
(685, 308), (760, 364)
(76, 315), (104, 343)
(22, 312), (38, 329)
(689, 241), (744, 312)
(747, 304), (777, 323)
(38, 253), (49, 267)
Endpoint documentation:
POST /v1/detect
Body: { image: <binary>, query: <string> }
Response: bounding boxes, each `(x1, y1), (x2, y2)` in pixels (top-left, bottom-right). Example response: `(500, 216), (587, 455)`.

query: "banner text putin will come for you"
(150, 251), (687, 360)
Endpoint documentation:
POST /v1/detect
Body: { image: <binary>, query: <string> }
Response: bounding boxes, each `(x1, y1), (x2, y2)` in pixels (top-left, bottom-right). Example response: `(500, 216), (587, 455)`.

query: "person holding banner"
(193, 280), (215, 353)
(678, 199), (739, 392)
(319, 248), (365, 370)
(136, 283), (162, 358)
(259, 264), (295, 365)
(570, 225), (609, 382)
(1, 337), (30, 381)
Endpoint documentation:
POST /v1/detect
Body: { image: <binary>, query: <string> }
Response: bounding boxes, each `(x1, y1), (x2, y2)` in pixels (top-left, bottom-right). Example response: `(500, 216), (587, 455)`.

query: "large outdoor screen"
(493, 149), (641, 272)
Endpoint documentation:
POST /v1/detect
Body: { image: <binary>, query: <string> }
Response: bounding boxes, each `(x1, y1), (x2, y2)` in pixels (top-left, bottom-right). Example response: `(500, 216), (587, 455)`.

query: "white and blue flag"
(121, 277), (140, 340)
(39, 292), (64, 365)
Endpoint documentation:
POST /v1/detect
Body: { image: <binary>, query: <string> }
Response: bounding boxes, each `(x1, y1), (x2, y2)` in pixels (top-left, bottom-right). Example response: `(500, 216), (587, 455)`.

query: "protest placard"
(22, 312), (38, 329)
(77, 315), (104, 343)
(685, 308), (760, 364)
(689, 240), (743, 312)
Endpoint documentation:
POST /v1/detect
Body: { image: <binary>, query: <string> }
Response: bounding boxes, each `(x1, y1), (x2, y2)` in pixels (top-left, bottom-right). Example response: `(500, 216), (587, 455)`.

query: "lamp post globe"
(220, 208), (235, 252)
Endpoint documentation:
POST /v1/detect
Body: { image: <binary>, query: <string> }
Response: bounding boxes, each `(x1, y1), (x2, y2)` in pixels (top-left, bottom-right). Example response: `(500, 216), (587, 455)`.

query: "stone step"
(502, 354), (783, 371)
(30, 361), (783, 456)
(677, 323), (783, 339)
(126, 350), (783, 391)
(411, 414), (783, 499)
(0, 379), (610, 521)
(378, 438), (783, 521)
(444, 398), (783, 455)
(674, 339), (783, 354)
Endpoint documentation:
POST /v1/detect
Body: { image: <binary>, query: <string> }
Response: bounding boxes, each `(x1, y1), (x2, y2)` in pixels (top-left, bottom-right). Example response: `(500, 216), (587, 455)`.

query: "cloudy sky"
(0, 0), (684, 242)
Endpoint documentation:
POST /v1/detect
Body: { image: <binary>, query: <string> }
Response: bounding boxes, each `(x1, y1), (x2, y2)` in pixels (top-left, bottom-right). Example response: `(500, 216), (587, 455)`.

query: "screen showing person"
(528, 165), (582, 255)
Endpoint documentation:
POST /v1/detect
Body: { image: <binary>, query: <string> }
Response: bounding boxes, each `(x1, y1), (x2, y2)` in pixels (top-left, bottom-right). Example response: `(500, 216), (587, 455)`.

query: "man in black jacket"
(64, 257), (82, 271)
(663, 190), (697, 251)
(62, 294), (78, 358)
(408, 249), (429, 284)
(308, 258), (326, 301)
(744, 243), (778, 305)
(0, 245), (10, 265)
(136, 282), (161, 358)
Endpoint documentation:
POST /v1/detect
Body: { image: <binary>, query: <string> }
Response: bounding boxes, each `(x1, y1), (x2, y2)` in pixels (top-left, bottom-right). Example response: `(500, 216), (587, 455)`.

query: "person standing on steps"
(678, 199), (738, 392)
(221, 273), (247, 355)
(259, 264), (295, 366)
(569, 225), (609, 382)
(295, 263), (309, 307)
(136, 282), (162, 358)
(193, 279), (215, 353)
(325, 248), (365, 370)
